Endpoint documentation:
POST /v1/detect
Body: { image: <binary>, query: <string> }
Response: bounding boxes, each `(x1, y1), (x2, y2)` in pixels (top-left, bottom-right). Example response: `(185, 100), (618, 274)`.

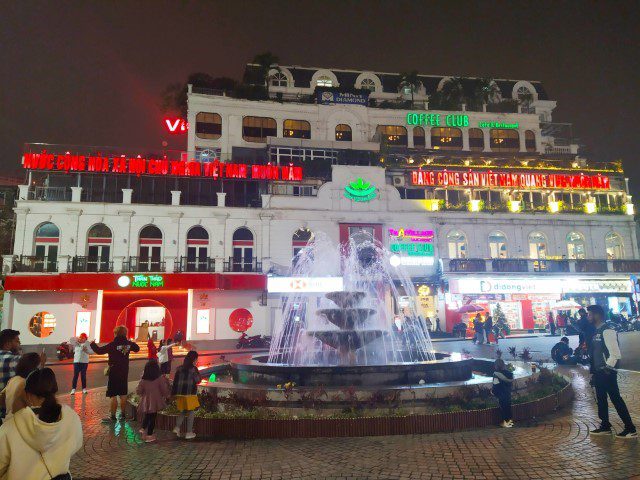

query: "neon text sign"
(407, 113), (469, 128)
(164, 117), (188, 134)
(388, 228), (434, 243)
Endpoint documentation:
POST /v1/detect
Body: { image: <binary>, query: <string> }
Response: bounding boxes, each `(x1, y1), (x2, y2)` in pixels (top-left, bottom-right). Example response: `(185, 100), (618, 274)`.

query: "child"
(492, 358), (515, 428)
(158, 339), (177, 375)
(136, 359), (171, 443)
(172, 351), (201, 440)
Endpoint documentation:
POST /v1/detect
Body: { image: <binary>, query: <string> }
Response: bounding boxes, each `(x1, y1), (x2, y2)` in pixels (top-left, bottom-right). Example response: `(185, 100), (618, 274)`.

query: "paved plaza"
(61, 337), (640, 480)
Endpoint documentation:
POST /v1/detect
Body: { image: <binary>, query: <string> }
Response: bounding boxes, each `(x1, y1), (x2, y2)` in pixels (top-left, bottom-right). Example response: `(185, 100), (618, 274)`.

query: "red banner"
(411, 170), (610, 190)
(22, 152), (303, 181)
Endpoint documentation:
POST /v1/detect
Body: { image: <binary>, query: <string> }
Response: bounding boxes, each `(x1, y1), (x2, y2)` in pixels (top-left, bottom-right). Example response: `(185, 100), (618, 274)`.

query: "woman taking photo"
(0, 368), (83, 479)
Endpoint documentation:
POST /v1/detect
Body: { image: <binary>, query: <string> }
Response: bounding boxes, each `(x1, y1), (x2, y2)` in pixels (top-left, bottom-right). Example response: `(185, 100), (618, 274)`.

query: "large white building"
(3, 64), (638, 348)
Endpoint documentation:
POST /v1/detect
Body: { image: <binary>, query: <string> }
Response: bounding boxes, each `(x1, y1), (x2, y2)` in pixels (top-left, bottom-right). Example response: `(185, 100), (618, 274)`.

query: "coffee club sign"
(388, 227), (435, 267)
(406, 113), (519, 130)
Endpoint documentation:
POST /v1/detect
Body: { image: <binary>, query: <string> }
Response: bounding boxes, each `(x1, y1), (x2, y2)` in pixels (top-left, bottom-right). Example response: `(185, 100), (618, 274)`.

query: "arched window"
(516, 85), (533, 104)
(566, 232), (586, 259)
(232, 227), (255, 272)
(431, 127), (463, 150)
(283, 119), (311, 139)
(605, 232), (624, 259)
(376, 125), (407, 146)
(292, 228), (313, 258)
(316, 76), (333, 87)
(335, 124), (352, 141)
(87, 224), (112, 272)
(490, 129), (519, 152)
(360, 78), (376, 92)
(525, 130), (536, 152)
(488, 231), (507, 259)
(138, 225), (163, 272)
(528, 232), (547, 259)
(242, 116), (277, 143)
(195, 112), (222, 140)
(447, 230), (467, 259)
(269, 72), (288, 88)
(185, 226), (210, 272)
(413, 127), (425, 148)
(34, 222), (60, 272)
(469, 128), (484, 151)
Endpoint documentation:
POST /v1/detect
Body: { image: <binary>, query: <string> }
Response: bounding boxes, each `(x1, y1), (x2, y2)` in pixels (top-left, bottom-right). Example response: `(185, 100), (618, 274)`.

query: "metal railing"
(448, 258), (487, 272)
(575, 259), (608, 273)
(28, 187), (71, 202)
(174, 256), (216, 273)
(122, 257), (166, 273)
(69, 256), (113, 273)
(443, 258), (640, 274)
(12, 255), (58, 273)
(223, 257), (262, 273)
(612, 260), (640, 273)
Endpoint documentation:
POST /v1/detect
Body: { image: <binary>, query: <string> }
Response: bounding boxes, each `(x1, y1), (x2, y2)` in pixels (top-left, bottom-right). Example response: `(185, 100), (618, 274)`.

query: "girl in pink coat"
(136, 359), (171, 442)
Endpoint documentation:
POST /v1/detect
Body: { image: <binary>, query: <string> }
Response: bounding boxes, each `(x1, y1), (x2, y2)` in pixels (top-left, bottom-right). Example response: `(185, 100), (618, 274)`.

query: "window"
(525, 130), (536, 152)
(488, 232), (507, 259)
(516, 86), (533, 104)
(316, 76), (333, 87)
(242, 116), (277, 143)
(605, 232), (624, 259)
(87, 223), (112, 272)
(528, 232), (547, 259)
(335, 124), (352, 141)
(139, 225), (163, 271)
(490, 129), (519, 152)
(269, 146), (338, 164)
(292, 228), (313, 258)
(34, 222), (60, 271)
(283, 119), (311, 139)
(269, 72), (288, 87)
(566, 232), (586, 259)
(186, 226), (210, 272)
(376, 125), (407, 146)
(232, 227), (254, 272)
(447, 230), (467, 259)
(360, 78), (376, 92)
(413, 127), (425, 148)
(431, 127), (462, 150)
(195, 112), (222, 140)
(469, 128), (484, 151)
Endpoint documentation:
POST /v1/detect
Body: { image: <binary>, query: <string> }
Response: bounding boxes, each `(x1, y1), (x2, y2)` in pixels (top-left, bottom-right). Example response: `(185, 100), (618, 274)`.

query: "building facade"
(3, 64), (638, 347)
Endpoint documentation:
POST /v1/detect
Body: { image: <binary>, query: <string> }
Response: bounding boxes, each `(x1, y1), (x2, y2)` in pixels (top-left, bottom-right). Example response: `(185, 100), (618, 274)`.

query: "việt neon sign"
(344, 178), (377, 202)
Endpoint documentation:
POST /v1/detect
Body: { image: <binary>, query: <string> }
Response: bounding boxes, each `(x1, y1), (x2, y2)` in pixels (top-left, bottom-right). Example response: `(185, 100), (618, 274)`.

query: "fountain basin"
(316, 308), (377, 330)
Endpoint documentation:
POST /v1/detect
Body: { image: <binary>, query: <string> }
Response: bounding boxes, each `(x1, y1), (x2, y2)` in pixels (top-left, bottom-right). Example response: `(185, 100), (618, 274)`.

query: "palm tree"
(252, 52), (280, 97)
(471, 78), (501, 110)
(439, 77), (465, 110)
(399, 71), (421, 105)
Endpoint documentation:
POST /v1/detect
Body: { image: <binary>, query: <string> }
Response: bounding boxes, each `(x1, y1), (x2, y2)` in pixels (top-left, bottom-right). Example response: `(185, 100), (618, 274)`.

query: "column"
(407, 128), (414, 148)
(171, 190), (181, 206)
(462, 129), (470, 151)
(518, 130), (526, 153)
(70, 186), (82, 202)
(18, 185), (29, 200)
(424, 128), (432, 149)
(216, 192), (227, 207)
(122, 188), (133, 204)
(482, 129), (491, 152)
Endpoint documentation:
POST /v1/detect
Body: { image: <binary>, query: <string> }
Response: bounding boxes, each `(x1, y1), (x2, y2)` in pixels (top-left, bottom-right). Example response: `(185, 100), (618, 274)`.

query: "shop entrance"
(116, 300), (172, 342)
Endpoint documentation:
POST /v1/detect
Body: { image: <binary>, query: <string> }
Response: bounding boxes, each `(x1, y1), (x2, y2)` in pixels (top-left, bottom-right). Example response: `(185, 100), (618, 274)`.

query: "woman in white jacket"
(0, 368), (83, 480)
(70, 333), (93, 394)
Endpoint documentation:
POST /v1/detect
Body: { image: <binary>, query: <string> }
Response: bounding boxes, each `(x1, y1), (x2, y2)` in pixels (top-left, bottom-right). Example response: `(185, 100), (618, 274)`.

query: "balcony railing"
(612, 260), (640, 273)
(122, 257), (166, 273)
(443, 258), (640, 274)
(223, 257), (262, 273)
(28, 186), (71, 202)
(575, 259), (608, 273)
(68, 256), (113, 273)
(448, 258), (487, 272)
(12, 255), (58, 273)
(532, 259), (570, 273)
(174, 256), (216, 273)
(492, 259), (528, 273)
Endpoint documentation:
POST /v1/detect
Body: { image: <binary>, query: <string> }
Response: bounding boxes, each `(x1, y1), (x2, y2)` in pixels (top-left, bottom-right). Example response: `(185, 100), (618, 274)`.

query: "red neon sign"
(23, 152), (303, 181)
(411, 170), (610, 190)
(164, 117), (188, 134)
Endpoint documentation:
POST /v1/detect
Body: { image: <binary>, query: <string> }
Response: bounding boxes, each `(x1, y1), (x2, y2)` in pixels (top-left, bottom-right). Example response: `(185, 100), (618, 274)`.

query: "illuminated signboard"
(164, 117), (188, 134)
(22, 153), (303, 181)
(388, 228), (434, 243)
(267, 277), (344, 293)
(451, 278), (631, 295)
(75, 311), (91, 337)
(478, 121), (519, 129)
(344, 178), (377, 202)
(196, 309), (210, 334)
(389, 255), (435, 267)
(407, 113), (469, 127)
(390, 243), (434, 256)
(411, 170), (610, 191)
(118, 274), (164, 288)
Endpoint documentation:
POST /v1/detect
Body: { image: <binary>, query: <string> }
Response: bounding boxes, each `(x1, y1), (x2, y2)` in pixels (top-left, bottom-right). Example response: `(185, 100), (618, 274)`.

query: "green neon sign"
(131, 274), (164, 288)
(390, 243), (434, 256)
(478, 121), (519, 129)
(406, 113), (469, 128)
(344, 178), (377, 202)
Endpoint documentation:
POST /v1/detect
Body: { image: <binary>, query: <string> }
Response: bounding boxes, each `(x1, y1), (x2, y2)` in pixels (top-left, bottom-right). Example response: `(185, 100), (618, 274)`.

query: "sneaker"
(184, 432), (196, 440)
(101, 416), (117, 424)
(144, 434), (157, 443)
(615, 429), (638, 439)
(70, 389), (76, 395)
(590, 426), (612, 435)
(507, 420), (514, 426)
(173, 427), (182, 437)
(82, 389), (88, 394)
(501, 421), (513, 428)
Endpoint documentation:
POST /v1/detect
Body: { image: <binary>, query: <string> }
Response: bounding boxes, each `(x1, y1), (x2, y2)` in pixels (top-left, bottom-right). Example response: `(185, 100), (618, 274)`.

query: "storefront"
(444, 276), (632, 332)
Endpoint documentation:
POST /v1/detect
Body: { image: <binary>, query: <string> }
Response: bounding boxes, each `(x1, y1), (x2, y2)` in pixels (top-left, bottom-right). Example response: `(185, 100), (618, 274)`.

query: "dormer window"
(317, 76), (333, 87)
(360, 78), (376, 92)
(269, 72), (288, 88)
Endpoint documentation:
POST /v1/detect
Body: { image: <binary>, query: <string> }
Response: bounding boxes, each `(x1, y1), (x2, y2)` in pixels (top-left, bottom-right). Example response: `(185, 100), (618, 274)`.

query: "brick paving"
(63, 365), (640, 480)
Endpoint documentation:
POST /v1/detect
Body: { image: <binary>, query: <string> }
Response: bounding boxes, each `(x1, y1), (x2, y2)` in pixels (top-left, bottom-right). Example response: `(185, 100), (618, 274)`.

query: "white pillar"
(462, 130), (470, 151)
(70, 186), (82, 202)
(18, 185), (29, 200)
(261, 194), (271, 208)
(217, 192), (227, 207)
(518, 131), (526, 152)
(122, 188), (133, 204)
(171, 190), (181, 206)
(482, 129), (491, 152)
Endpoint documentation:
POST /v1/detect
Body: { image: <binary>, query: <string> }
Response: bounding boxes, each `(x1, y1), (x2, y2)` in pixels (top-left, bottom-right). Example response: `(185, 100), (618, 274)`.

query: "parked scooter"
(56, 341), (74, 360)
(236, 332), (271, 349)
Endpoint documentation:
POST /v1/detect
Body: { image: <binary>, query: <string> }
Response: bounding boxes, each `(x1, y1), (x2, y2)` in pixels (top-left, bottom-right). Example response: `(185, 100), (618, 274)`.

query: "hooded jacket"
(0, 404), (83, 480)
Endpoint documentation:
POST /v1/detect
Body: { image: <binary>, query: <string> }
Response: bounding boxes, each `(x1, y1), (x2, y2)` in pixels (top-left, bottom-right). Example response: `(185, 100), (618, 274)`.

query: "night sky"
(2, 1), (639, 191)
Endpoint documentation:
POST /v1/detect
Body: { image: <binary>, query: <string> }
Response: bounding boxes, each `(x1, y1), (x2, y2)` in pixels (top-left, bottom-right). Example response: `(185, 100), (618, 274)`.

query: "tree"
(493, 303), (507, 325)
(437, 77), (465, 110)
(160, 73), (239, 117)
(399, 70), (421, 105)
(252, 51), (280, 97)
(470, 78), (500, 110)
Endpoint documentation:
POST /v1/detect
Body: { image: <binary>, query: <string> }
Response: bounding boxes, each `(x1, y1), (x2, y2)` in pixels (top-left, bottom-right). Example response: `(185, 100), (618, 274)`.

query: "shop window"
(490, 129), (519, 152)
(469, 128), (484, 151)
(292, 228), (314, 259)
(605, 232), (624, 259)
(360, 78), (376, 92)
(242, 116), (277, 143)
(335, 124), (352, 141)
(447, 230), (467, 259)
(431, 127), (462, 150)
(195, 112), (222, 140)
(232, 227), (254, 272)
(28, 311), (56, 338)
(413, 127), (425, 148)
(139, 225), (163, 271)
(566, 232), (586, 259)
(376, 125), (407, 146)
(528, 231), (547, 259)
(269, 72), (288, 88)
(525, 130), (536, 152)
(87, 223), (112, 272)
(316, 76), (333, 87)
(488, 231), (508, 259)
(34, 222), (60, 271)
(186, 226), (210, 272)
(283, 119), (311, 139)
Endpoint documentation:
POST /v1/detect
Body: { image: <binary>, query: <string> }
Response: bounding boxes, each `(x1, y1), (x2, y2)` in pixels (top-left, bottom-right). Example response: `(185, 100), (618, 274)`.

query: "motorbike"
(236, 332), (271, 349)
(56, 341), (74, 361)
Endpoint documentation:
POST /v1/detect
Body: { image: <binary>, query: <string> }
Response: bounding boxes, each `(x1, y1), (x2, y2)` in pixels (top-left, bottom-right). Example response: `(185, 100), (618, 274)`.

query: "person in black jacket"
(484, 315), (494, 345)
(492, 358), (514, 427)
(90, 326), (140, 422)
(551, 337), (577, 365)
